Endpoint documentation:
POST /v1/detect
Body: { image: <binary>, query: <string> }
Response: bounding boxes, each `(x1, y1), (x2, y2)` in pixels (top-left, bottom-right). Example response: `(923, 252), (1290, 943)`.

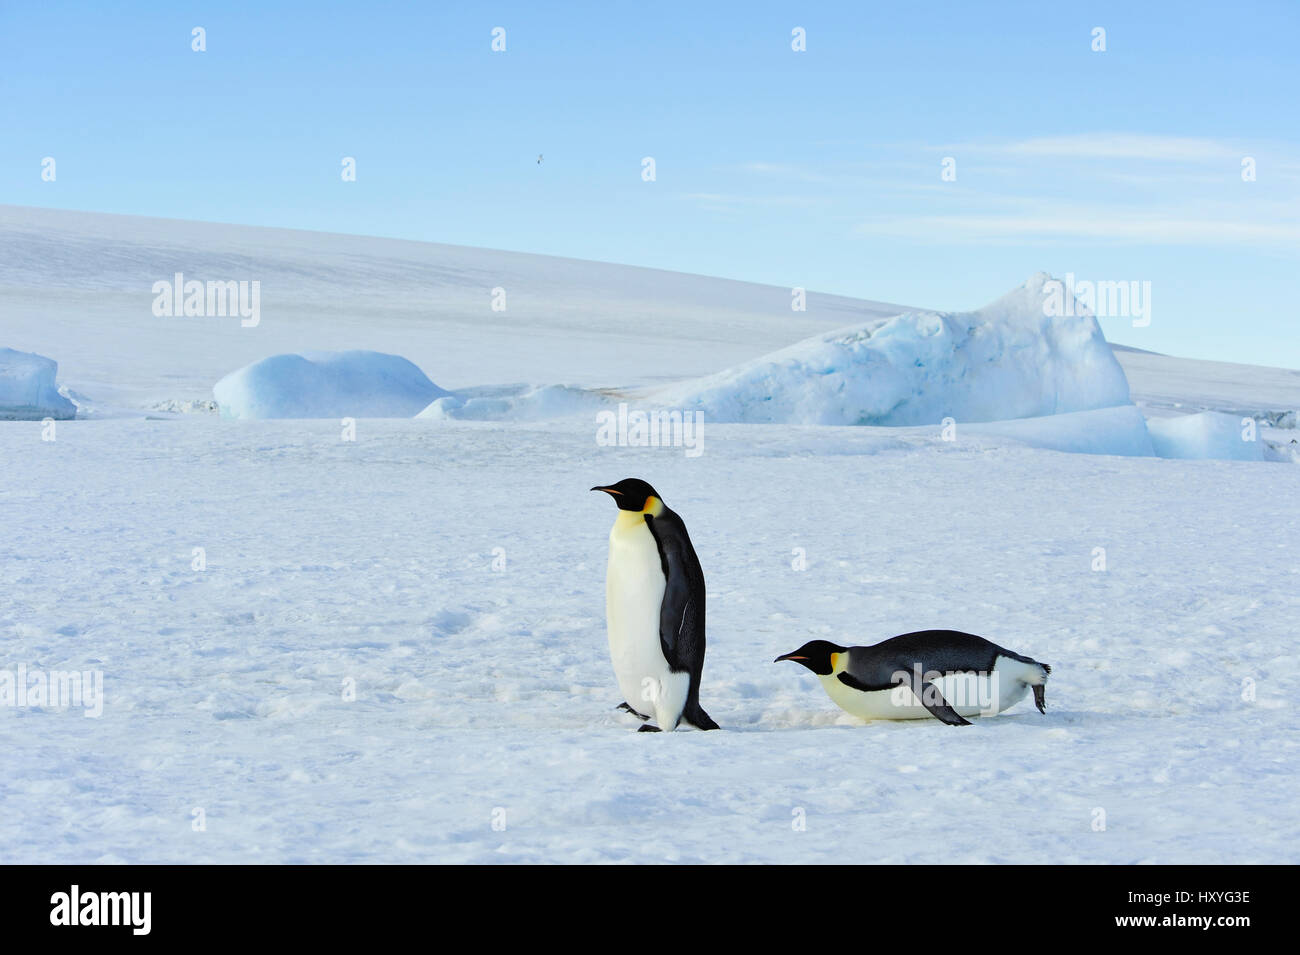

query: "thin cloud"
(698, 134), (1299, 247)
(855, 210), (1300, 245)
(921, 133), (1282, 172)
(998, 133), (1245, 163)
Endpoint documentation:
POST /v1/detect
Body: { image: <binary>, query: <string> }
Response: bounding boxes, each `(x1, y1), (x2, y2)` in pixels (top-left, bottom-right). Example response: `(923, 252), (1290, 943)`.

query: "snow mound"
(417, 384), (608, 421)
(965, 405), (1156, 457)
(0, 348), (77, 420)
(213, 351), (448, 419)
(658, 273), (1132, 426)
(1146, 412), (1267, 461)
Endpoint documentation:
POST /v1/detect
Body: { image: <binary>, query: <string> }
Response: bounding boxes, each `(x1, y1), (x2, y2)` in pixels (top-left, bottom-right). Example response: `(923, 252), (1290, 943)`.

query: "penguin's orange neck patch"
(642, 496), (664, 516)
(829, 652), (840, 671)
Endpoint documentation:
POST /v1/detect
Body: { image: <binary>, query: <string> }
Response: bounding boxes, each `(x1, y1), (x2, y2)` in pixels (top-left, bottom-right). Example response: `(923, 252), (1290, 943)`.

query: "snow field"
(1, 417), (1295, 863)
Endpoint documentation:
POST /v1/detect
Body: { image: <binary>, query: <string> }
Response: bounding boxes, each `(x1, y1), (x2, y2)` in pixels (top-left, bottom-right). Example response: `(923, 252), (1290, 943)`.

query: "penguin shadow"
(603, 692), (1104, 734)
(776, 707), (1159, 732)
(694, 703), (1100, 734)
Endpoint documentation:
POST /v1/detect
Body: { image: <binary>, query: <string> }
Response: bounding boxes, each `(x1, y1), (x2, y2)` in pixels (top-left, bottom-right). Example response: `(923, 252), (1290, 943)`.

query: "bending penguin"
(592, 478), (718, 732)
(775, 631), (1050, 726)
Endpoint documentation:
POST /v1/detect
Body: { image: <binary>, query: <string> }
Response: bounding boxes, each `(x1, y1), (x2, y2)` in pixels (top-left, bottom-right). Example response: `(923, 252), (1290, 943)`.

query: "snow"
(2, 206), (1298, 864)
(3, 418), (1296, 863)
(1111, 346), (1300, 420)
(417, 384), (606, 422)
(213, 351), (448, 419)
(657, 273), (1132, 426)
(1146, 412), (1267, 461)
(0, 204), (908, 412)
(0, 347), (77, 420)
(963, 404), (1156, 457)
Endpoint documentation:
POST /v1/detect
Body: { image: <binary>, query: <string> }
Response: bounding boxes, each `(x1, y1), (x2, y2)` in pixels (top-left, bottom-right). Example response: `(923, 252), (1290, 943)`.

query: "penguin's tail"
(683, 701), (720, 731)
(1028, 661), (1050, 714)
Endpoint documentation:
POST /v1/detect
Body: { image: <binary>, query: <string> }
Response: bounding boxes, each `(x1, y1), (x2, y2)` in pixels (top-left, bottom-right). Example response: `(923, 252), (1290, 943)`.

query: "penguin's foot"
(616, 701), (651, 721)
(683, 703), (720, 731)
(636, 724), (661, 733)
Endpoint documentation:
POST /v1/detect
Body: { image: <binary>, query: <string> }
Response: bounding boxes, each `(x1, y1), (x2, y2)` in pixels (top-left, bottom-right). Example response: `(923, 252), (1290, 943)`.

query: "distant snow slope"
(657, 273), (1131, 425)
(1112, 346), (1300, 420)
(5, 202), (1294, 454)
(4, 206), (1296, 426)
(0, 205), (908, 410)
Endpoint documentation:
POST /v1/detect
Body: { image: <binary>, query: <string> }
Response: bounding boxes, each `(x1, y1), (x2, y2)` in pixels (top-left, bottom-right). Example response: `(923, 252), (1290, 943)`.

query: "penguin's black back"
(843, 630), (1047, 692)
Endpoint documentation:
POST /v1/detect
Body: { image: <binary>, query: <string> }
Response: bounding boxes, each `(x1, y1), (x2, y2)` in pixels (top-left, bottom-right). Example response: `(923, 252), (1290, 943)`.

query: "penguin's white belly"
(605, 518), (688, 727)
(819, 656), (1034, 721)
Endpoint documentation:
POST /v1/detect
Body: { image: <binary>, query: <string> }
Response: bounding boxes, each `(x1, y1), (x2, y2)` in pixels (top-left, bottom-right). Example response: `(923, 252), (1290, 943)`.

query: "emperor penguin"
(775, 631), (1050, 726)
(592, 478), (718, 732)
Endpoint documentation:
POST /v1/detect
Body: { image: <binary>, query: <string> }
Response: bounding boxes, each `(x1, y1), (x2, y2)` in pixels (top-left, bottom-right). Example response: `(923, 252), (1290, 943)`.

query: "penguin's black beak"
(774, 652), (807, 664)
(591, 486), (621, 496)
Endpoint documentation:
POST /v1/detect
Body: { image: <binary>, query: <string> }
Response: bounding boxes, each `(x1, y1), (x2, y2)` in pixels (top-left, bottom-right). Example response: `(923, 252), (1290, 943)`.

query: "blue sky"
(3, 1), (1297, 366)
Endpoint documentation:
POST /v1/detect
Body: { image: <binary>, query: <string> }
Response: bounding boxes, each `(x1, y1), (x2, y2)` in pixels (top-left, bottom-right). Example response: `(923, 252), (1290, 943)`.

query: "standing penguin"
(776, 631), (1050, 725)
(592, 478), (718, 732)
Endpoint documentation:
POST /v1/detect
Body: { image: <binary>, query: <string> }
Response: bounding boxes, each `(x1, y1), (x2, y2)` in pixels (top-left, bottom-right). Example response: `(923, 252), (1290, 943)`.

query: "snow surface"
(961, 405), (1156, 457)
(0, 347), (77, 420)
(656, 273), (1132, 426)
(1146, 412), (1267, 461)
(2, 418), (1296, 864)
(213, 351), (448, 419)
(2, 207), (1298, 864)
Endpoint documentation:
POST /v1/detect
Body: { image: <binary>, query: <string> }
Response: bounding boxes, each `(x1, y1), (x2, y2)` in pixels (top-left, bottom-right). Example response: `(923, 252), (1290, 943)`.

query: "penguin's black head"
(591, 478), (662, 512)
(775, 640), (847, 676)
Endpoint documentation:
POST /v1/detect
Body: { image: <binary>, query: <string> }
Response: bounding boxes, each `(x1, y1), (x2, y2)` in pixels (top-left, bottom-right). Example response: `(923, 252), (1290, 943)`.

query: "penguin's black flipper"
(644, 509), (714, 727)
(905, 677), (972, 726)
(645, 511), (705, 675)
(1032, 684), (1047, 714)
